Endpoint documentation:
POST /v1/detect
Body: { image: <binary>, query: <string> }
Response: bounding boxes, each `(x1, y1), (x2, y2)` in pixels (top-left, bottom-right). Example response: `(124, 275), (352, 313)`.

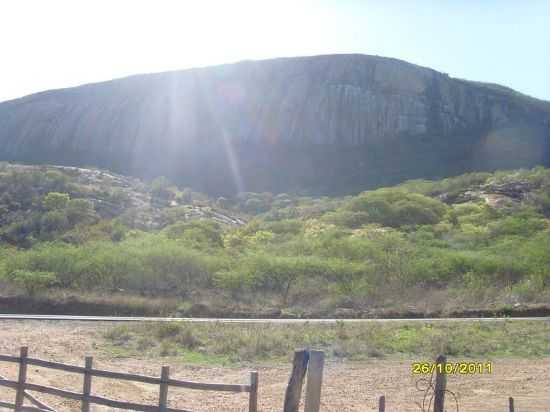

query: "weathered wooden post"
(304, 350), (325, 412)
(14, 346), (28, 411)
(509, 396), (515, 412)
(249, 371), (258, 412)
(159, 366), (170, 412)
(283, 350), (309, 412)
(82, 356), (93, 412)
(378, 395), (386, 412)
(433, 355), (447, 412)
(1, 369), (52, 411)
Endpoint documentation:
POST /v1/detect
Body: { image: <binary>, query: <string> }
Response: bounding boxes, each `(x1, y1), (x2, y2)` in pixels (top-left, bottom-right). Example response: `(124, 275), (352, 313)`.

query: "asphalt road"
(1, 314), (549, 323)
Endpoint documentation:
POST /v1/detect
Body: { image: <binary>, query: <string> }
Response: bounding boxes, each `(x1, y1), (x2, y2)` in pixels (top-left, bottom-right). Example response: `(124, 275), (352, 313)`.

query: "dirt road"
(0, 320), (548, 411)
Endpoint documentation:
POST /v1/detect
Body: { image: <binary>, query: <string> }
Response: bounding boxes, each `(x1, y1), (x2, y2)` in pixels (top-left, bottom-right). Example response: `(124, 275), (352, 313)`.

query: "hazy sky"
(1, 0), (549, 103)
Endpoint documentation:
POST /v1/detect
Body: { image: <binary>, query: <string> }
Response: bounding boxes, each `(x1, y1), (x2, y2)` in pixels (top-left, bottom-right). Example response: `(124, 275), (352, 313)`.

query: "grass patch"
(102, 320), (550, 365)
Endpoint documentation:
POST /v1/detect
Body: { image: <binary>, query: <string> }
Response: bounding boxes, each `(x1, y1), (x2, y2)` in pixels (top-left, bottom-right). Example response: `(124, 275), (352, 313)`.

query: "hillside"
(1, 163), (550, 317)
(1, 55), (549, 195)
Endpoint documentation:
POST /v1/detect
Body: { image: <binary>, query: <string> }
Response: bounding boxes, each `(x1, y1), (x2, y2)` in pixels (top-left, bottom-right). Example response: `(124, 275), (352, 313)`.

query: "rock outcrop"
(1, 54), (549, 195)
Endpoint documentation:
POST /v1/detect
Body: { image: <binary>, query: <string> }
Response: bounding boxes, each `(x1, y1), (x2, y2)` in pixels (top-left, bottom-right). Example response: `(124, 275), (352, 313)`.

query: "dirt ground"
(0, 320), (548, 411)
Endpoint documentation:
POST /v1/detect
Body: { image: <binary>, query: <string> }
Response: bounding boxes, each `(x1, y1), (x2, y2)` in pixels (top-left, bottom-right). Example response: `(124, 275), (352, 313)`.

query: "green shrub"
(345, 189), (447, 227)
(261, 219), (304, 235)
(66, 198), (97, 225)
(323, 210), (371, 228)
(164, 220), (224, 248)
(488, 213), (547, 238)
(40, 210), (69, 235)
(6, 270), (57, 296)
(43, 192), (70, 211)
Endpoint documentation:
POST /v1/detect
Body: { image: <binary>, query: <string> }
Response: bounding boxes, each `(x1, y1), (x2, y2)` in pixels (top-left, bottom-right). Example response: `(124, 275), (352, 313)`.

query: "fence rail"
(0, 347), (258, 412)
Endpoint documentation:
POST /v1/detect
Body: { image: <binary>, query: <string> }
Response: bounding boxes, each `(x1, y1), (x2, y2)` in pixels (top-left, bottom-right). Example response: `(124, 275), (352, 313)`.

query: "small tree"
(43, 192), (70, 211)
(67, 198), (98, 225)
(40, 210), (69, 235)
(110, 222), (127, 242)
(7, 270), (57, 296)
(165, 220), (224, 248)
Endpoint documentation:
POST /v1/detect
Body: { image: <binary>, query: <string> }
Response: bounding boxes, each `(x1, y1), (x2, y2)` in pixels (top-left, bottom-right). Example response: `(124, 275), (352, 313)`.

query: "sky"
(1, 0), (549, 103)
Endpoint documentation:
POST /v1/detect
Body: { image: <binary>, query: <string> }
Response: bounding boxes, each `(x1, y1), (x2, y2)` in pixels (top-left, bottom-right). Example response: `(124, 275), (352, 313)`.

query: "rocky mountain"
(1, 54), (549, 195)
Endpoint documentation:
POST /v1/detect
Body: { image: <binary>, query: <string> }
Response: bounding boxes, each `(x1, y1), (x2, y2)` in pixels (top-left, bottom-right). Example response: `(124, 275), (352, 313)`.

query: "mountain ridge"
(1, 53), (549, 195)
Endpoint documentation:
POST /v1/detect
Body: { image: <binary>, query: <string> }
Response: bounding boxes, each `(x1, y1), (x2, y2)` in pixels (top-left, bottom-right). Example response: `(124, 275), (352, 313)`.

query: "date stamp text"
(412, 362), (493, 375)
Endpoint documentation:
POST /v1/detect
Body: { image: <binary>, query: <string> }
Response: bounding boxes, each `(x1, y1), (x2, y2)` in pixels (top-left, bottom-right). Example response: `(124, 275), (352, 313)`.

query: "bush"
(66, 198), (97, 225)
(40, 210), (69, 235)
(345, 189), (447, 227)
(43, 192), (70, 211)
(261, 219), (304, 235)
(323, 210), (371, 228)
(488, 213), (547, 238)
(2, 236), (221, 294)
(216, 253), (370, 304)
(6, 270), (57, 296)
(164, 220), (224, 248)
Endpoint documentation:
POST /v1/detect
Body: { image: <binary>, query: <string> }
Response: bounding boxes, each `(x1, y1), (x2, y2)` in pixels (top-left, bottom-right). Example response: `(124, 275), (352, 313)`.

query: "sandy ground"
(0, 320), (548, 411)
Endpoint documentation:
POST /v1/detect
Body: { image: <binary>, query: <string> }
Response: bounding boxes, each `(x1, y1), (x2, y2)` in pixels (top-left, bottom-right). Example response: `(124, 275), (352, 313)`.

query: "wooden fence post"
(509, 396), (515, 412)
(159, 366), (170, 412)
(378, 395), (385, 412)
(304, 350), (324, 412)
(15, 346), (28, 411)
(248, 371), (258, 412)
(433, 355), (447, 412)
(283, 350), (309, 412)
(82, 356), (93, 412)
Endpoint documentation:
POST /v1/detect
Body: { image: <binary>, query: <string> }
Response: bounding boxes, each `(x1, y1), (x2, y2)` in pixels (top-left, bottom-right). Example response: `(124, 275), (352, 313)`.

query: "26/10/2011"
(412, 362), (493, 375)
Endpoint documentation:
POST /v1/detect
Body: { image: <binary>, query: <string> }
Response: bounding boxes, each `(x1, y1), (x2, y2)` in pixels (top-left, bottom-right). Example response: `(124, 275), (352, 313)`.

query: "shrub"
(488, 213), (547, 238)
(261, 219), (304, 235)
(40, 210), (69, 235)
(323, 210), (371, 228)
(164, 220), (224, 248)
(66, 198), (97, 225)
(6, 270), (57, 296)
(216, 253), (370, 304)
(43, 192), (70, 211)
(345, 189), (447, 227)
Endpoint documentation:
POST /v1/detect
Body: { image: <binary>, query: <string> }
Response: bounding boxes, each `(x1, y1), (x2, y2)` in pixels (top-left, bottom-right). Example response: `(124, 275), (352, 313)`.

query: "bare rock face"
(0, 54), (549, 195)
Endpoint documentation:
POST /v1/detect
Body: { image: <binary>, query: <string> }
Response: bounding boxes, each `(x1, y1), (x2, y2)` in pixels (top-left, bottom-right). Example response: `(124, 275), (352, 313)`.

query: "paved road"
(1, 314), (549, 323)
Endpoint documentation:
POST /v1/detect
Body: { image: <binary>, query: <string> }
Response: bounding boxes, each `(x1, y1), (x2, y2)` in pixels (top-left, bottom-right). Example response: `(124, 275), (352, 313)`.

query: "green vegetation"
(103, 321), (550, 364)
(2, 164), (550, 316)
(6, 270), (57, 296)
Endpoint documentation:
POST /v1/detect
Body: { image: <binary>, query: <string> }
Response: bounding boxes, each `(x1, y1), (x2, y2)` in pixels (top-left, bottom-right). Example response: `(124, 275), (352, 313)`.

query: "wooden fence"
(0, 347), (258, 412)
(0, 348), (534, 412)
